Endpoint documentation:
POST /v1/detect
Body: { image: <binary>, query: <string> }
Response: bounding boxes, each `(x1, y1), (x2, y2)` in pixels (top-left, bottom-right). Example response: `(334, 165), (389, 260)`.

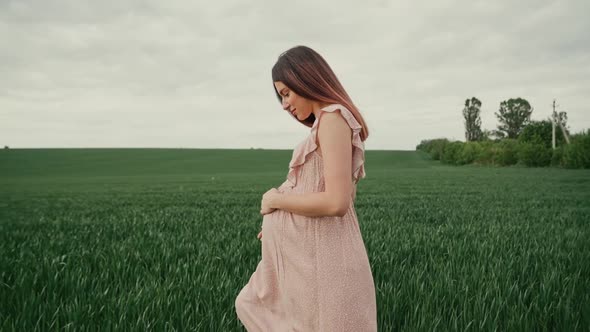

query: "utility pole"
(552, 99), (571, 149)
(552, 100), (556, 149)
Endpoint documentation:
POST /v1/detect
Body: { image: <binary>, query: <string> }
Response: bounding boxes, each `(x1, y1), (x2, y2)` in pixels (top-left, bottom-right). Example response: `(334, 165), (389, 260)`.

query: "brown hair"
(271, 45), (369, 142)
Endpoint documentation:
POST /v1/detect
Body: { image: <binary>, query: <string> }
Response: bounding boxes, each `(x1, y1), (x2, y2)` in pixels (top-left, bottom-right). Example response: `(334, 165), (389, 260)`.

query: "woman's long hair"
(271, 45), (369, 142)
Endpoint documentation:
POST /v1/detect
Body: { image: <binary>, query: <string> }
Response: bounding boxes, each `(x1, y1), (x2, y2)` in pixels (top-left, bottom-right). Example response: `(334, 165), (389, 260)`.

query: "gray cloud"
(1, 0), (589, 150)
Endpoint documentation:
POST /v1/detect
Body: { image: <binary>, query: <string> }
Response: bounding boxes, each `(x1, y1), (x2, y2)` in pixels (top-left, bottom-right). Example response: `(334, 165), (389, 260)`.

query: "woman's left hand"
(261, 188), (281, 215)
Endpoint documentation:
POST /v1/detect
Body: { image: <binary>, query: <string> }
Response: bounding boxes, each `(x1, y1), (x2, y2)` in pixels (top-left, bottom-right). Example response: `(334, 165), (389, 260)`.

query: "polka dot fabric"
(235, 104), (377, 331)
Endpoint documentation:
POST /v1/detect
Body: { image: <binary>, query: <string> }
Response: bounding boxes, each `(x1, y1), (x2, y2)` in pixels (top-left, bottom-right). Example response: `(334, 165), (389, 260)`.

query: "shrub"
(497, 139), (519, 166)
(416, 138), (450, 161)
(473, 141), (495, 165)
(441, 141), (463, 165)
(519, 120), (568, 149)
(518, 142), (552, 167)
(430, 139), (449, 161)
(563, 130), (590, 169)
(458, 142), (483, 165)
(551, 146), (565, 167)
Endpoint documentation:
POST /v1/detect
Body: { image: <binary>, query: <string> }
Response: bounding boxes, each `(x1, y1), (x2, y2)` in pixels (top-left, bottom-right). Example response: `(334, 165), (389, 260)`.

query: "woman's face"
(274, 81), (314, 122)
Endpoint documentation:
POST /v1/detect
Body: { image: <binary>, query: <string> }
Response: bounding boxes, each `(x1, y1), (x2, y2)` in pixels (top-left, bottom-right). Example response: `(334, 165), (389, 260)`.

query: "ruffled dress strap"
(285, 103), (366, 188)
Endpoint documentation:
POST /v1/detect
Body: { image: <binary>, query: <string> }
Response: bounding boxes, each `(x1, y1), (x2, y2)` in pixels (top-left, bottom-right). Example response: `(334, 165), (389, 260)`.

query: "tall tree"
(495, 98), (533, 139)
(463, 97), (483, 141)
(519, 120), (568, 148)
(551, 111), (569, 134)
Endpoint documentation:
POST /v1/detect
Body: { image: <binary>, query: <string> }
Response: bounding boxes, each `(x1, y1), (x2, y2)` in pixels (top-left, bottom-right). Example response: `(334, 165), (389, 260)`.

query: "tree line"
(462, 97), (569, 142)
(417, 97), (590, 168)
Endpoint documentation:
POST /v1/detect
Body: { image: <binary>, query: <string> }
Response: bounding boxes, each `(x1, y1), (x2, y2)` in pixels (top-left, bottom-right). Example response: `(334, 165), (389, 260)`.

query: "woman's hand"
(260, 188), (281, 215)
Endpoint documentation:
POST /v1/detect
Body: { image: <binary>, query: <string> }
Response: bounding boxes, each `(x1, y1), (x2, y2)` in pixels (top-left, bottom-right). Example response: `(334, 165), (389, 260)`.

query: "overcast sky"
(2, 0), (589, 150)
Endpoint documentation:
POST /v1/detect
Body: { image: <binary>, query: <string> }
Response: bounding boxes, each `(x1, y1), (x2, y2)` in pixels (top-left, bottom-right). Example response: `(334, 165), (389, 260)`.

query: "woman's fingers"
(257, 231), (262, 240)
(260, 207), (276, 215)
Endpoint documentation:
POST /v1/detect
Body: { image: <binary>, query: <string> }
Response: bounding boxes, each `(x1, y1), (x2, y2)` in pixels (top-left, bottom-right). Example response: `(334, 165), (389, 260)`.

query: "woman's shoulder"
(313, 104), (362, 131)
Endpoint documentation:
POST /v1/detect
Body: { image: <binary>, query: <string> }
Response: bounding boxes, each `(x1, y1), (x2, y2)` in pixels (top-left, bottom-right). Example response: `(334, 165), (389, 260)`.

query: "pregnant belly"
(262, 209), (284, 238)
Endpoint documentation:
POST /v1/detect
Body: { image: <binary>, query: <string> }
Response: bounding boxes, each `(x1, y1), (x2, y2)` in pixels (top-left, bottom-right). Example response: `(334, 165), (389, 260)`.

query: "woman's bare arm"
(272, 111), (353, 217)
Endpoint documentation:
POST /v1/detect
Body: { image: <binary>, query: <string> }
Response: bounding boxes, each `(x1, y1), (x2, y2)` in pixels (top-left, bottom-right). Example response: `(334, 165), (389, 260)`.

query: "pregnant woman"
(235, 45), (377, 331)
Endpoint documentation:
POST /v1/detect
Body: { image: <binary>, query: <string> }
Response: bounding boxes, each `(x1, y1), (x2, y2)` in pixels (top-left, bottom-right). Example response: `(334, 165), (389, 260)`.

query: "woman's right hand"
(260, 207), (276, 215)
(257, 230), (262, 240)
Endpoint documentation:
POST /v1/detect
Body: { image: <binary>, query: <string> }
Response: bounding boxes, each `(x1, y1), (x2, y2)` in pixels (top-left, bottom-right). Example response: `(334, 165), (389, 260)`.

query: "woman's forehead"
(274, 82), (290, 95)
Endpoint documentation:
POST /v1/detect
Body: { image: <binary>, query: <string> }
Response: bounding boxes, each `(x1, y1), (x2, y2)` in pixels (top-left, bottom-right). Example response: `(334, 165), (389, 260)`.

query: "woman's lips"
(291, 108), (297, 116)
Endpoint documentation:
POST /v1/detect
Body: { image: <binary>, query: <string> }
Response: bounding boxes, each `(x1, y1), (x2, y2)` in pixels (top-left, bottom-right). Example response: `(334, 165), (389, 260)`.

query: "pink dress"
(235, 104), (378, 331)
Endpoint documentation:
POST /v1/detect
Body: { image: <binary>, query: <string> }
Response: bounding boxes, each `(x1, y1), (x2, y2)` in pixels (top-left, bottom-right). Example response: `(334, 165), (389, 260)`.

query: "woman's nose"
(282, 99), (290, 110)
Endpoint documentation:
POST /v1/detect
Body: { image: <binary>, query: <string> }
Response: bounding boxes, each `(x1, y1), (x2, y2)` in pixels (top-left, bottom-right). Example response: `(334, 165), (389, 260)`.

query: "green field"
(1, 148), (589, 331)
